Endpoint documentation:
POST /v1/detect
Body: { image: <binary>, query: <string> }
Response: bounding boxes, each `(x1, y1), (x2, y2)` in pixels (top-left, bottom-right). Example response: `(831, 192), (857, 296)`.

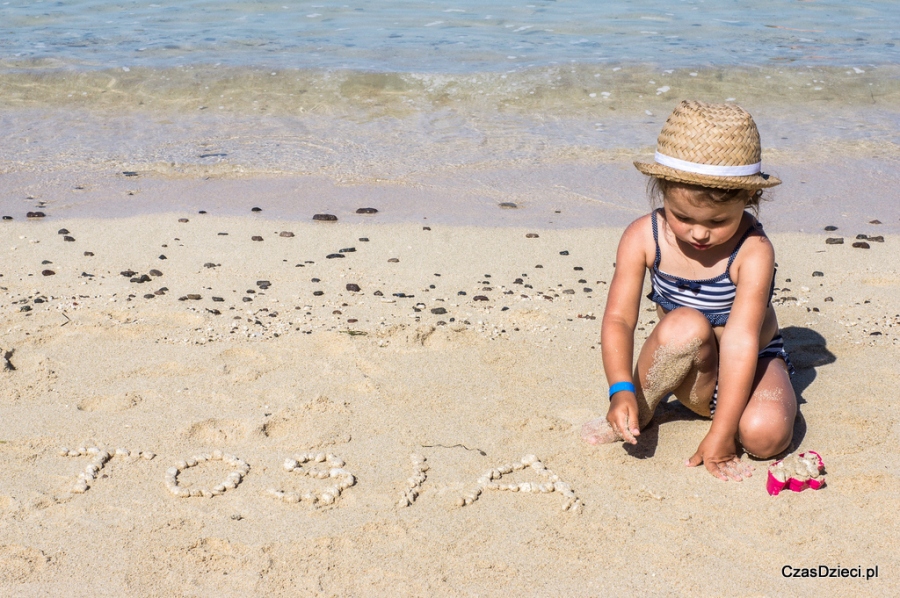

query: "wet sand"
(0, 203), (897, 595)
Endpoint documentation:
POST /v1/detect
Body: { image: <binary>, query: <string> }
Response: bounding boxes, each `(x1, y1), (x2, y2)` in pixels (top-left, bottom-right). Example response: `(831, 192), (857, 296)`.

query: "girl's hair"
(648, 177), (767, 214)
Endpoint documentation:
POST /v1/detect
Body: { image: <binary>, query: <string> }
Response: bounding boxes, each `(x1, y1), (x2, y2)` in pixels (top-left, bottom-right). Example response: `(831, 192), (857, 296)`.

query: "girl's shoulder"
(730, 214), (775, 280)
(617, 213), (657, 268)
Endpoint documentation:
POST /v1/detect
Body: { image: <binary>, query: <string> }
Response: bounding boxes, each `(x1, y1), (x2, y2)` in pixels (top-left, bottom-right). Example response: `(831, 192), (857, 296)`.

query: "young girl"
(581, 100), (796, 482)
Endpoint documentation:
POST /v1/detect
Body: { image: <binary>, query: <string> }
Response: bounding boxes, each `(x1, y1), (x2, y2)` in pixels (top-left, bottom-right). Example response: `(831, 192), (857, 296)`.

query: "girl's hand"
(606, 392), (640, 445)
(685, 431), (754, 481)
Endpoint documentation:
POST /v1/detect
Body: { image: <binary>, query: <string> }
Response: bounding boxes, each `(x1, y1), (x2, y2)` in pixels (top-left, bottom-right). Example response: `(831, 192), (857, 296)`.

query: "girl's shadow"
(625, 325), (835, 460)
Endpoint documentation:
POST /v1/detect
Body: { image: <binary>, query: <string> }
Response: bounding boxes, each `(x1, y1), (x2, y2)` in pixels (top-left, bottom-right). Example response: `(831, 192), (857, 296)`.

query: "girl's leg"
(737, 357), (797, 459)
(582, 307), (718, 444)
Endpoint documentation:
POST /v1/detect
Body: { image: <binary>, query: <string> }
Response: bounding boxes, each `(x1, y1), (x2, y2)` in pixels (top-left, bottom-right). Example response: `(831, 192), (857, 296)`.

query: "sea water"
(1, 0), (898, 227)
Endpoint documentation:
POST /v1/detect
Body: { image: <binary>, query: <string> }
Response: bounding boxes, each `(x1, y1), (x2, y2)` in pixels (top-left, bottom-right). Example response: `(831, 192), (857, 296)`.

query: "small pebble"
(812, 271), (824, 277)
(84, 251), (94, 256)
(26, 212), (46, 218)
(346, 284), (361, 292)
(499, 202), (517, 209)
(559, 250), (569, 256)
(473, 296), (488, 302)
(178, 218), (189, 223)
(2, 216), (12, 220)
(824, 296), (833, 302)
(339, 247), (356, 253)
(326, 253), (344, 259)
(279, 231), (294, 237)
(825, 238), (843, 245)
(869, 219), (881, 224)
(356, 207), (378, 214)
(824, 225), (838, 231)
(251, 236), (264, 241)
(431, 307), (447, 315)
(855, 234), (868, 240)
(313, 214), (337, 221)
(41, 270), (55, 276)
(868, 236), (884, 243)
(251, 207), (262, 212)
(388, 258), (399, 263)
(359, 237), (369, 242)
(852, 241), (870, 249)
(526, 233), (539, 238)
(58, 228), (70, 235)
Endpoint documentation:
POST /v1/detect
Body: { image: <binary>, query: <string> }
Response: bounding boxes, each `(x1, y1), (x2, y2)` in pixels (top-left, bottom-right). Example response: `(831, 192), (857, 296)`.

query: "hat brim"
(634, 161), (781, 190)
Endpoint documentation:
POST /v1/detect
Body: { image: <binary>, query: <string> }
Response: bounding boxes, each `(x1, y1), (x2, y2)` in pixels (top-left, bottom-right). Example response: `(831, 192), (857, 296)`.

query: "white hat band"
(655, 151), (761, 177)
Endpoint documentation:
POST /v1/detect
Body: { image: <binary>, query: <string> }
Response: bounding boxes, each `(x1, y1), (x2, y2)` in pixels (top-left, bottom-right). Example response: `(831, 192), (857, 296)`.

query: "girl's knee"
(656, 308), (715, 346)
(739, 415), (793, 459)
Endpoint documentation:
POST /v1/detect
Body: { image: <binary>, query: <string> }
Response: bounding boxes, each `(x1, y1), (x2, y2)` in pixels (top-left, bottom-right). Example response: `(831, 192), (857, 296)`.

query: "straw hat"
(634, 100), (780, 189)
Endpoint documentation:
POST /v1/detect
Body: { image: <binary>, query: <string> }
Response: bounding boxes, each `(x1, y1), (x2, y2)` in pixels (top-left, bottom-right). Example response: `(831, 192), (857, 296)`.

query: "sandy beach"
(0, 199), (897, 595)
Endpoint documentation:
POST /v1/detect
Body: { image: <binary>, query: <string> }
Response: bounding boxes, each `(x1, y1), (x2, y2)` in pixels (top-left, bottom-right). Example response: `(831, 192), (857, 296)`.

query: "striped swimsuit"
(647, 209), (793, 415)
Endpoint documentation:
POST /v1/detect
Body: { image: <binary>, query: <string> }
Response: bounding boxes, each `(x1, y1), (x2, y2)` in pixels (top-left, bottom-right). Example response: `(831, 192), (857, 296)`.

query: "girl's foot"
(580, 417), (621, 445)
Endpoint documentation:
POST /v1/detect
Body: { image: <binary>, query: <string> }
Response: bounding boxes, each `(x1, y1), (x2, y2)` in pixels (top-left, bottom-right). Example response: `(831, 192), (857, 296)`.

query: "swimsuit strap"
(725, 220), (763, 276)
(651, 209), (662, 269)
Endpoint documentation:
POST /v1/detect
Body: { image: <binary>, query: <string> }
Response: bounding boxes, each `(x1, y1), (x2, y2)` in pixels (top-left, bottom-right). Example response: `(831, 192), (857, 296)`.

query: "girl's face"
(662, 185), (747, 252)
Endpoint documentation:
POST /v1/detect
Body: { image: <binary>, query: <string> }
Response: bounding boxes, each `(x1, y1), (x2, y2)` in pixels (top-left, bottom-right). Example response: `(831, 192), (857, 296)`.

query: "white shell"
(142, 452), (156, 460)
(521, 454), (538, 465)
(59, 448), (70, 456)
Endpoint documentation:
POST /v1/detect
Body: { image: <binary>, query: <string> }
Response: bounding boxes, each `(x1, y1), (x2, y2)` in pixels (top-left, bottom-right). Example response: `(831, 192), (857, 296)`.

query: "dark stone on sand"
(81, 272), (93, 277)
(346, 284), (361, 292)
(204, 262), (217, 268)
(143, 294), (155, 299)
(825, 238), (843, 245)
(499, 202), (517, 209)
(458, 291), (467, 296)
(824, 297), (833, 302)
(332, 310), (342, 315)
(356, 208), (379, 214)
(535, 265), (543, 268)
(58, 228), (70, 235)
(313, 291), (324, 296)
(2, 216), (12, 220)
(388, 258), (399, 263)
(154, 288), (167, 295)
(20, 305), (32, 312)
(578, 279), (587, 283)
(812, 271), (824, 277)
(84, 251), (94, 256)
(199, 210), (207, 214)
(257, 281), (271, 289)
(852, 242), (870, 249)
(574, 266), (583, 271)
(186, 294), (202, 300)
(584, 288), (593, 293)
(373, 290), (383, 296)
(279, 231), (295, 237)
(122, 171), (139, 177)
(159, 255), (167, 259)
(242, 296), (253, 302)
(218, 232), (228, 236)
(563, 289), (575, 294)
(348, 318), (358, 323)
(393, 293), (408, 298)
(526, 233), (539, 238)
(212, 297), (224, 302)
(313, 214), (337, 221)
(41, 270), (55, 276)
(252, 236), (264, 241)
(251, 207), (262, 212)
(311, 278), (320, 283)
(514, 278), (523, 284)
(359, 237), (369, 242)
(64, 236), (75, 242)
(855, 234), (868, 240)
(339, 247), (356, 253)
(824, 225), (838, 231)
(559, 250), (569, 256)
(178, 218), (189, 223)
(473, 295), (488, 301)
(147, 269), (162, 277)
(207, 309), (221, 315)
(869, 219), (881, 224)
(431, 307), (447, 315)
(26, 212), (46, 218)
(121, 270), (137, 277)
(139, 274), (151, 283)
(868, 236), (884, 243)
(34, 298), (44, 303)
(42, 260), (52, 264)
(326, 253), (344, 259)
(423, 226), (431, 231)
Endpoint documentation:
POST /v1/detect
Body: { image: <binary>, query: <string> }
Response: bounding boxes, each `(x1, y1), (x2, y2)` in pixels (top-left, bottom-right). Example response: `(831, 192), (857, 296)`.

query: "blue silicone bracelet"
(608, 381), (635, 399)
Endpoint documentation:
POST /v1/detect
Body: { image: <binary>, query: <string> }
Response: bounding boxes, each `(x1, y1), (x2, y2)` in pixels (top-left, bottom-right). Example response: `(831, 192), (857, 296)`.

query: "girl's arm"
(601, 216), (650, 443)
(688, 232), (775, 470)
